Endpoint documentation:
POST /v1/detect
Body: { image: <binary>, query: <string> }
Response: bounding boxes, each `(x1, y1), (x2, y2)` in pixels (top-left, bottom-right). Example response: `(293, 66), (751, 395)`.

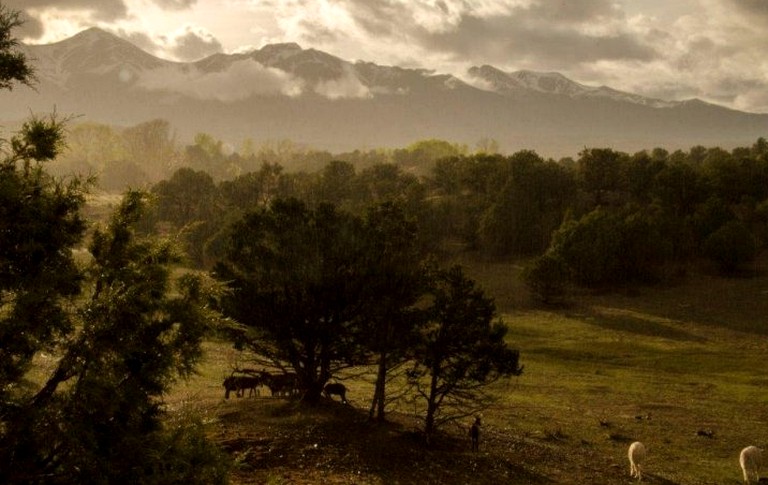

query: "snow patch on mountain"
(23, 27), (701, 110)
(467, 65), (678, 108)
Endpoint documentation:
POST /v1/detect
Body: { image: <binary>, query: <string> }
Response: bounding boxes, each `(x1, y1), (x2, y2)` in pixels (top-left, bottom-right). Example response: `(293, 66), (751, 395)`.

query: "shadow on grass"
(219, 398), (552, 484)
(570, 308), (706, 342)
(643, 473), (680, 484)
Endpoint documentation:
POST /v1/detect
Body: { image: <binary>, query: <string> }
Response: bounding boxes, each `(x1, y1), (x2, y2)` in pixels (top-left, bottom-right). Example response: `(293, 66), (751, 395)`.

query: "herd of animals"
(627, 440), (765, 483)
(222, 371), (763, 483)
(222, 369), (347, 403)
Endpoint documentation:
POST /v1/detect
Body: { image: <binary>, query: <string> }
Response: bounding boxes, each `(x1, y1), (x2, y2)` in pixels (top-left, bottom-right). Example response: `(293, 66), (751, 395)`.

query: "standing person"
(470, 416), (481, 452)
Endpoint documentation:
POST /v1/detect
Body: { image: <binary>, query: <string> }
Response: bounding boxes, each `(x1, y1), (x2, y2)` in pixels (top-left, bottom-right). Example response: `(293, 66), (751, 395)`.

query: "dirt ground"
(171, 385), (643, 485)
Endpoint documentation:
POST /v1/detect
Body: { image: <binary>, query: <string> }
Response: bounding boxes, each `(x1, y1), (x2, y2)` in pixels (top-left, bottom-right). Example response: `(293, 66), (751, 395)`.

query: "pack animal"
(236, 376), (261, 397)
(740, 446), (763, 484)
(323, 383), (347, 403)
(223, 376), (238, 399)
(628, 441), (646, 481)
(263, 372), (299, 397)
(223, 375), (262, 399)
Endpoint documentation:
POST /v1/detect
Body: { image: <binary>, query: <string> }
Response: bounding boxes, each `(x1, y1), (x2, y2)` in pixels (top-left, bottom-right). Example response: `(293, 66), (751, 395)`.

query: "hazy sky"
(7, 0), (768, 112)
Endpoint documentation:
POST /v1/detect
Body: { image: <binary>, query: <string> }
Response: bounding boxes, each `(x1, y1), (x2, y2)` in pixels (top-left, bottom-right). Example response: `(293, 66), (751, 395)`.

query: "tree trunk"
(368, 351), (387, 421)
(300, 345), (331, 404)
(424, 372), (439, 444)
(375, 353), (387, 420)
(302, 381), (324, 404)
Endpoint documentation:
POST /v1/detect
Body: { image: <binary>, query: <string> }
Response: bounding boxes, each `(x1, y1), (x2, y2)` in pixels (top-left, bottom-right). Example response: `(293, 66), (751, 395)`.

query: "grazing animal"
(740, 446), (763, 484)
(470, 416), (481, 452)
(628, 441), (646, 481)
(223, 376), (238, 399)
(323, 383), (347, 403)
(263, 372), (299, 397)
(236, 376), (262, 397)
(223, 375), (262, 399)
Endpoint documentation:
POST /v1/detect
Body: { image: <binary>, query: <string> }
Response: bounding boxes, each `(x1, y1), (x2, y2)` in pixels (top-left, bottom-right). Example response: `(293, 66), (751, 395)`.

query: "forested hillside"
(120, 129), (768, 290)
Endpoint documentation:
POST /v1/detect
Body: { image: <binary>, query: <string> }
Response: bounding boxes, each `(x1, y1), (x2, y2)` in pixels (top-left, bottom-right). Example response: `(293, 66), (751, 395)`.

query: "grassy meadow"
(167, 256), (768, 484)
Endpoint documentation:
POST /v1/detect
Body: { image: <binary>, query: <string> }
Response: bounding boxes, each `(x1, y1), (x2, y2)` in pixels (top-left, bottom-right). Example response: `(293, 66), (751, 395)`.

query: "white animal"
(740, 446), (763, 484)
(628, 441), (646, 481)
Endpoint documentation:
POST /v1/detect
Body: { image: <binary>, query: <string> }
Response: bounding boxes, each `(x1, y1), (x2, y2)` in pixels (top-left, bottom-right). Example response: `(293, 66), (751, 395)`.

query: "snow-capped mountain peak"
(6, 27), (766, 159)
(467, 65), (587, 95)
(468, 64), (677, 108)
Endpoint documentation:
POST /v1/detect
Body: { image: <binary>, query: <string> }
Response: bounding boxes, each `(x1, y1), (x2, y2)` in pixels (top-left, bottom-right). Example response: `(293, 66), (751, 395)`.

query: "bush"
(703, 220), (758, 274)
(549, 209), (624, 286)
(523, 254), (569, 304)
(549, 208), (673, 287)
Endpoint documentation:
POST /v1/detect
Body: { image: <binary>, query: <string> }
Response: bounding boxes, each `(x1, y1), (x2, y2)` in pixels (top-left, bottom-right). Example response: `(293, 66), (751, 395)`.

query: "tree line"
(51, 120), (470, 190)
(147, 140), (768, 288)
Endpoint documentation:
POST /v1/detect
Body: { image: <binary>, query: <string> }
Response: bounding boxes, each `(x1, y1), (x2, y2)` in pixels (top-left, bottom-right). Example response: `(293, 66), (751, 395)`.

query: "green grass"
(167, 257), (768, 484)
(474, 258), (768, 484)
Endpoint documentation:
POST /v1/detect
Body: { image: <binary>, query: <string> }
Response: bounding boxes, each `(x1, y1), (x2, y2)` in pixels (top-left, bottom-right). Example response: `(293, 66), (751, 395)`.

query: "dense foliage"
(140, 133), (768, 286)
(410, 265), (523, 439)
(213, 197), (521, 439)
(215, 199), (376, 402)
(0, 10), (227, 483)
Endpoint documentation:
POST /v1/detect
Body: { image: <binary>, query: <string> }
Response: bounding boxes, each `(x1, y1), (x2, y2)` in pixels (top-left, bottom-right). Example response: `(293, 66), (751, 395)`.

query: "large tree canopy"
(215, 198), (374, 401)
(215, 198), (435, 406)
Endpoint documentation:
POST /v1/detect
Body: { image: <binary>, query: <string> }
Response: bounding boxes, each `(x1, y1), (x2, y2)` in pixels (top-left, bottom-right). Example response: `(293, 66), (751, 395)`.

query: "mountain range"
(3, 27), (767, 158)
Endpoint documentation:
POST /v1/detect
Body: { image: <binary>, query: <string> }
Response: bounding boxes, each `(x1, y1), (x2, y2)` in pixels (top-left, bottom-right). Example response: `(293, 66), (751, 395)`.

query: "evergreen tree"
(0, 10), (227, 483)
(409, 266), (522, 443)
(215, 199), (373, 402)
(359, 202), (427, 421)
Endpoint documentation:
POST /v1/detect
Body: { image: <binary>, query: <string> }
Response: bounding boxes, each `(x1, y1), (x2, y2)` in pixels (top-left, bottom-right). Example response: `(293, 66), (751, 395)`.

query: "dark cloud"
(729, 0), (768, 17)
(5, 0), (195, 42)
(110, 27), (221, 61)
(343, 0), (400, 38)
(341, 0), (657, 67)
(711, 76), (765, 96)
(151, 0), (198, 10)
(163, 27), (223, 61)
(116, 29), (160, 54)
(526, 0), (620, 23)
(298, 20), (341, 45)
(422, 14), (658, 65)
(4, 0), (127, 40)
(4, 6), (45, 38)
(4, 0), (128, 20)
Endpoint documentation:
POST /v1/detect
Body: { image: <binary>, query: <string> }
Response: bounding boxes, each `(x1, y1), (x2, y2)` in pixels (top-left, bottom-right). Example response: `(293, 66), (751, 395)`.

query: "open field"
(168, 257), (768, 484)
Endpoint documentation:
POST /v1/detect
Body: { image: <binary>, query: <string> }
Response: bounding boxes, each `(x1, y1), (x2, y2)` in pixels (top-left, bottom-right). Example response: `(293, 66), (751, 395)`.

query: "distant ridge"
(467, 65), (678, 108)
(4, 27), (767, 157)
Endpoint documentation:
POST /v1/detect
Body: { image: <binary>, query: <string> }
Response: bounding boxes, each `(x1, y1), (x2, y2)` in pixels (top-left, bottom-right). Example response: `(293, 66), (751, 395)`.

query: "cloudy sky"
(6, 0), (768, 112)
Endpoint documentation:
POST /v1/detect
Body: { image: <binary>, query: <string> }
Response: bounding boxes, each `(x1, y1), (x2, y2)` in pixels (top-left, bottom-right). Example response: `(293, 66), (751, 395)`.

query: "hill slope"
(168, 256), (768, 484)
